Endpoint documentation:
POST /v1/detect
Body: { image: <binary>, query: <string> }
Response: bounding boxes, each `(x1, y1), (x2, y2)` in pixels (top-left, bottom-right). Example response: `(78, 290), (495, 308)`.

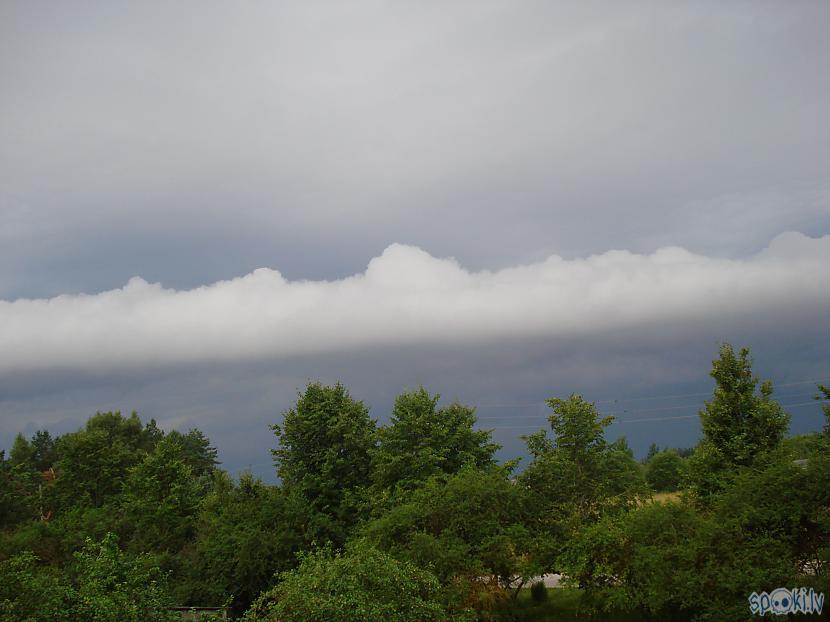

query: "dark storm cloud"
(1, 1), (829, 297)
(1, 2), (829, 476)
(1, 233), (827, 375)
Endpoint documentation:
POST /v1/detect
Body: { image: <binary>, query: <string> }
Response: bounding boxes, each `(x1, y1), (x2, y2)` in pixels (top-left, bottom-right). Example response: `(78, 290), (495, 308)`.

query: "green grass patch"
(497, 587), (643, 622)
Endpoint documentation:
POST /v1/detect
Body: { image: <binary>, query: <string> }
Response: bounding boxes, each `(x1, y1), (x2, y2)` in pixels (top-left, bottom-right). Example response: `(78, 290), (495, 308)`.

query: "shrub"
(530, 580), (548, 603)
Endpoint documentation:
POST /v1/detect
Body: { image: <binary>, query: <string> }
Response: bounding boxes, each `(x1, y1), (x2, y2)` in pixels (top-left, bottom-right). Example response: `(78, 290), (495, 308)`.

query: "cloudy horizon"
(2, 1), (828, 477)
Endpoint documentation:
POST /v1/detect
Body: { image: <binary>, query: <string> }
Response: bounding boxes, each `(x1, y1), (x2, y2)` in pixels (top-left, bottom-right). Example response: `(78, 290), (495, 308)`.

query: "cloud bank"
(2, 232), (828, 376)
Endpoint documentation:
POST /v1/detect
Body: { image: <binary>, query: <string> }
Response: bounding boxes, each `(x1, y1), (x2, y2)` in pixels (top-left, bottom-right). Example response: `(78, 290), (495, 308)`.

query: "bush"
(645, 450), (687, 492)
(243, 540), (471, 622)
(530, 581), (548, 603)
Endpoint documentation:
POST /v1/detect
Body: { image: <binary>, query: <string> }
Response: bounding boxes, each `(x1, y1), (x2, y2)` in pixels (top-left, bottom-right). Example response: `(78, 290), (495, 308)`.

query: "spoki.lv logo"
(749, 587), (824, 616)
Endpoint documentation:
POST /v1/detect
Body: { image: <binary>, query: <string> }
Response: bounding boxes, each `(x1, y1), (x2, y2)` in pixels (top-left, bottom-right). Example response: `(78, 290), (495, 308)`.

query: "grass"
(649, 490), (682, 505)
(497, 588), (642, 622)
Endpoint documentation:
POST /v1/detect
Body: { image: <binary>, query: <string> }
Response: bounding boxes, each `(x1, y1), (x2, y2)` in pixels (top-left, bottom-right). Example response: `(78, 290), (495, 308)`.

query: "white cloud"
(1, 232), (828, 375)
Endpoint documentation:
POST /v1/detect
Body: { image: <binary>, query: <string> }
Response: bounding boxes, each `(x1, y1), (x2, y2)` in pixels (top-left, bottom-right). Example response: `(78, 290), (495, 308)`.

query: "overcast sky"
(1, 1), (829, 477)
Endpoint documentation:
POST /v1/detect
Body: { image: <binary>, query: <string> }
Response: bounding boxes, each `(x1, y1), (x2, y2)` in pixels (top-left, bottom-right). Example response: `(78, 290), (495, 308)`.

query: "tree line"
(1, 344), (828, 621)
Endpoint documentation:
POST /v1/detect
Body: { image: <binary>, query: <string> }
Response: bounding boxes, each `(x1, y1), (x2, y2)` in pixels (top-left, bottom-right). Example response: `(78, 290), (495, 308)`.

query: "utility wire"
(480, 399), (828, 429)
(475, 378), (830, 411)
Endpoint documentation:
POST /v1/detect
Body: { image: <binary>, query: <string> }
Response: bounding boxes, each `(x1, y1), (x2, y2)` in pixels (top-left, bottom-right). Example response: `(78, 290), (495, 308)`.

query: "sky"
(1, 1), (829, 478)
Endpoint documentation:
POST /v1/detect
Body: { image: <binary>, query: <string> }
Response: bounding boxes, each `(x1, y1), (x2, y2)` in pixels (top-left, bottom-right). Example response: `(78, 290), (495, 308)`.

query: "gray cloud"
(2, 2), (829, 298)
(1, 2), (829, 477)
(1, 232), (828, 376)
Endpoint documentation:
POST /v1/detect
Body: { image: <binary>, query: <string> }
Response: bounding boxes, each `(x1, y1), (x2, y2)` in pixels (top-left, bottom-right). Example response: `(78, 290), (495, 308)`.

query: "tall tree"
(166, 428), (220, 479)
(690, 344), (789, 497)
(121, 436), (202, 552)
(183, 471), (310, 615)
(371, 387), (499, 492)
(9, 433), (35, 471)
(271, 383), (377, 544)
(52, 412), (148, 509)
(30, 430), (56, 472)
(519, 393), (646, 572)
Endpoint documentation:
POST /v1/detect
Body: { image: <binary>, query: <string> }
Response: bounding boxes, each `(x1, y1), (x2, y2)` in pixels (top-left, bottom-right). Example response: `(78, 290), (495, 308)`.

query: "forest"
(1, 343), (828, 621)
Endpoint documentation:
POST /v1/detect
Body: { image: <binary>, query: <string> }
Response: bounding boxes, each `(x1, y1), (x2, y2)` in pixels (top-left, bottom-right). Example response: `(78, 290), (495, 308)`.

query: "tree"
(271, 382), (377, 544)
(9, 433), (36, 471)
(371, 387), (499, 492)
(30, 430), (57, 472)
(565, 443), (830, 621)
(165, 428), (219, 480)
(242, 541), (463, 622)
(689, 344), (789, 497)
(0, 551), (74, 621)
(363, 466), (535, 597)
(181, 471), (311, 615)
(645, 442), (660, 463)
(0, 450), (38, 528)
(52, 411), (149, 509)
(645, 449), (687, 492)
(121, 436), (202, 552)
(0, 535), (178, 622)
(520, 395), (645, 526)
(71, 533), (179, 621)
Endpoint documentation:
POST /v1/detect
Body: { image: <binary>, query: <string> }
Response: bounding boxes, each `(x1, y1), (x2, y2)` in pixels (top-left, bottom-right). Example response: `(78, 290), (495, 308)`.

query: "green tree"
(30, 430), (57, 472)
(689, 344), (789, 498)
(71, 533), (179, 621)
(0, 535), (178, 622)
(0, 450), (38, 528)
(10, 433), (36, 471)
(243, 541), (464, 622)
(645, 449), (687, 492)
(371, 387), (499, 492)
(364, 466), (535, 597)
(165, 428), (219, 479)
(121, 436), (202, 552)
(181, 471), (310, 615)
(271, 382), (377, 544)
(52, 411), (149, 509)
(0, 551), (74, 621)
(520, 395), (645, 526)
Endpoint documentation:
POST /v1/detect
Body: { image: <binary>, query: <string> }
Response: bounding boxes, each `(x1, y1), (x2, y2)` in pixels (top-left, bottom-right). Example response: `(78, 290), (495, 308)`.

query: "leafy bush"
(530, 580), (548, 603)
(243, 540), (471, 622)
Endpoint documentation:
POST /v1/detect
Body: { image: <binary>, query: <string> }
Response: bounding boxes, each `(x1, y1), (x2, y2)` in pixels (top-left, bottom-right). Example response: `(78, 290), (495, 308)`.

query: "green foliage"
(30, 430), (57, 472)
(363, 465), (539, 610)
(529, 581), (548, 603)
(0, 449), (39, 528)
(371, 387), (499, 492)
(10, 433), (36, 471)
(818, 383), (830, 437)
(689, 344), (789, 498)
(564, 442), (830, 621)
(0, 551), (74, 620)
(70, 533), (180, 621)
(0, 358), (826, 622)
(243, 540), (465, 622)
(165, 428), (220, 480)
(120, 436), (202, 552)
(180, 471), (311, 615)
(271, 382), (377, 544)
(520, 395), (646, 546)
(645, 449), (687, 492)
(52, 411), (151, 509)
(0, 534), (178, 622)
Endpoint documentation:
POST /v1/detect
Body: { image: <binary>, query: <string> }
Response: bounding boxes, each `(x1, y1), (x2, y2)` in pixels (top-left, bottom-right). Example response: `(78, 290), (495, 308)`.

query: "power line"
(476, 392), (824, 420)
(480, 399), (828, 429)
(475, 378), (830, 411)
